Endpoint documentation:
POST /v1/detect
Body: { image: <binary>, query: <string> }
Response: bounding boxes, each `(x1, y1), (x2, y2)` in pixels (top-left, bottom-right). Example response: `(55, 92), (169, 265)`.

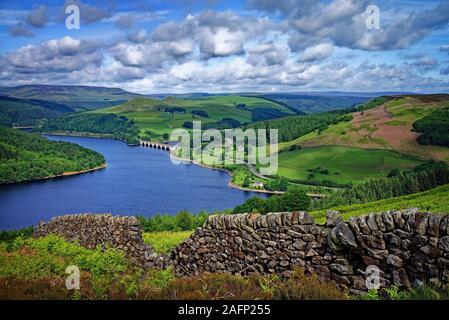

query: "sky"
(0, 0), (448, 94)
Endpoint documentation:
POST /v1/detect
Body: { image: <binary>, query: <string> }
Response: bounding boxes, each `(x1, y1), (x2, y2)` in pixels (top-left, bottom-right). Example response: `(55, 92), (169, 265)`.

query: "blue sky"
(0, 0), (448, 93)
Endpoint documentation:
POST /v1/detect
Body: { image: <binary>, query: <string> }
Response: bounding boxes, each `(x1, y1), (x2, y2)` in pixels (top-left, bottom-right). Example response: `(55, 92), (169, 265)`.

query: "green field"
(94, 96), (293, 134)
(277, 146), (423, 185)
(311, 184), (449, 223)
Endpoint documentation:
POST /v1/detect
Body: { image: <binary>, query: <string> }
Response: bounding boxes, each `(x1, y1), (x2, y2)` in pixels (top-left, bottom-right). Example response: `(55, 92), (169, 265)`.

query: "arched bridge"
(140, 140), (171, 151)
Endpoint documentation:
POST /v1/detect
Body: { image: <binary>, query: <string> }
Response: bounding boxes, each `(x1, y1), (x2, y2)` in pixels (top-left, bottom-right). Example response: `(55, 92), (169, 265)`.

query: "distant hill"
(254, 93), (370, 114)
(0, 85), (142, 111)
(0, 96), (74, 127)
(94, 95), (295, 134)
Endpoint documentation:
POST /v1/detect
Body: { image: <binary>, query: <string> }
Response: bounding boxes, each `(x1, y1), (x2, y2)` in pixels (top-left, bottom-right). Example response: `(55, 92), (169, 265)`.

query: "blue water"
(0, 135), (267, 230)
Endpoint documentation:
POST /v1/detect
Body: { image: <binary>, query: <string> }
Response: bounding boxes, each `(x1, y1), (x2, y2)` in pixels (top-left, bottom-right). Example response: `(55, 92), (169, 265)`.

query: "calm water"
(0, 135), (267, 230)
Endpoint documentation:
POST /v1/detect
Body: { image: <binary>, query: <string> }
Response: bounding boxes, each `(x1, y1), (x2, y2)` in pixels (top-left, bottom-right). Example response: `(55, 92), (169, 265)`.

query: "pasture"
(277, 145), (423, 185)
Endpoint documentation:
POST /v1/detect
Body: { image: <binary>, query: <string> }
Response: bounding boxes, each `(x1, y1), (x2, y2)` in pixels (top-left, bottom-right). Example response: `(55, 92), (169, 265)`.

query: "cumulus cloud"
(26, 5), (48, 28)
(298, 43), (334, 62)
(198, 27), (245, 57)
(1, 1), (448, 92)
(151, 10), (273, 58)
(1, 36), (103, 81)
(285, 0), (449, 51)
(111, 38), (193, 71)
(247, 41), (288, 66)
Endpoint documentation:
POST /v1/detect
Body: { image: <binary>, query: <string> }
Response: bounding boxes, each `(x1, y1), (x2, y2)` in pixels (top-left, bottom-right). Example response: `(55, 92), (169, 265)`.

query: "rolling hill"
(281, 94), (449, 163)
(254, 93), (370, 114)
(94, 95), (295, 134)
(0, 96), (74, 127)
(0, 85), (142, 111)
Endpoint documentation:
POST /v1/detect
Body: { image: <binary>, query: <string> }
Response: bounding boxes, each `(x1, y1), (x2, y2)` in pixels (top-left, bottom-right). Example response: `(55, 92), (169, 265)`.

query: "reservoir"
(0, 135), (267, 230)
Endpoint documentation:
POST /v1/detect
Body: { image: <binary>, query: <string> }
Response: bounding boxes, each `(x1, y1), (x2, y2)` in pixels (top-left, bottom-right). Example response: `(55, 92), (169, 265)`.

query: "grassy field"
(284, 95), (449, 163)
(277, 145), (423, 185)
(143, 231), (193, 254)
(94, 95), (293, 135)
(311, 184), (449, 224)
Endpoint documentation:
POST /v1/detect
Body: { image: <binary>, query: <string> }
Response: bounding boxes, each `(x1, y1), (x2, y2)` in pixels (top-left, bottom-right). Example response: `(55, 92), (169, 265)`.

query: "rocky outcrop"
(34, 209), (449, 293)
(34, 214), (166, 269)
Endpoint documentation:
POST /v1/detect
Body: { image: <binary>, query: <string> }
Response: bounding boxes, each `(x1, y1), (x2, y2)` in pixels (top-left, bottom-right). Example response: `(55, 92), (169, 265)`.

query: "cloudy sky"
(0, 0), (448, 93)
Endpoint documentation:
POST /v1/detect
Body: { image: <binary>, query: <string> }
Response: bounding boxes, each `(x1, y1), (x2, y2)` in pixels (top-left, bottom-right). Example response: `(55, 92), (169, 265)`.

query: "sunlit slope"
(311, 184), (449, 223)
(277, 146), (423, 185)
(285, 95), (449, 162)
(94, 96), (294, 134)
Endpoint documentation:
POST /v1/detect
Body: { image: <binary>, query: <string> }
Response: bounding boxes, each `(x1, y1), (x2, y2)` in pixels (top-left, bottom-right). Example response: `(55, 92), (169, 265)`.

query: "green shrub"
(0, 226), (34, 243)
(142, 231), (192, 254)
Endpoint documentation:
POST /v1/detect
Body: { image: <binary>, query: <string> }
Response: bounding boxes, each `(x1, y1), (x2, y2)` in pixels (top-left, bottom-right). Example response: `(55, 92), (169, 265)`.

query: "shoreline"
(42, 131), (137, 146)
(1, 163), (107, 186)
(168, 153), (283, 195)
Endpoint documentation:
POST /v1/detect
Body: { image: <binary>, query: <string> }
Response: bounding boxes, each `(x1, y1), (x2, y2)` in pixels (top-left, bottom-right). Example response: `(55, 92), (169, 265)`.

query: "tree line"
(310, 161), (449, 210)
(247, 110), (352, 143)
(37, 113), (140, 144)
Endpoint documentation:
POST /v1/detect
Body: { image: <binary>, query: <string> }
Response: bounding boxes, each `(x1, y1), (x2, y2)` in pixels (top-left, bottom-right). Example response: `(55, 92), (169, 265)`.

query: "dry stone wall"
(169, 208), (449, 292)
(34, 214), (166, 269)
(34, 209), (449, 293)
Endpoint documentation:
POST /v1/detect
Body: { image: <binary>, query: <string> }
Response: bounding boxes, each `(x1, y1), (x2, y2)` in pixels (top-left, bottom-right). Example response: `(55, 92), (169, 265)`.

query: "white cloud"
(298, 43), (334, 62)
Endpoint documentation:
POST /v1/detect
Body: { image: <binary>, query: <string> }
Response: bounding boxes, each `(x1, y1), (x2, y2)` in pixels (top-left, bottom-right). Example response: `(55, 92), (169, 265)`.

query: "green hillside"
(285, 94), (449, 163)
(311, 184), (449, 223)
(94, 95), (294, 134)
(256, 93), (369, 113)
(0, 96), (73, 126)
(0, 126), (105, 184)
